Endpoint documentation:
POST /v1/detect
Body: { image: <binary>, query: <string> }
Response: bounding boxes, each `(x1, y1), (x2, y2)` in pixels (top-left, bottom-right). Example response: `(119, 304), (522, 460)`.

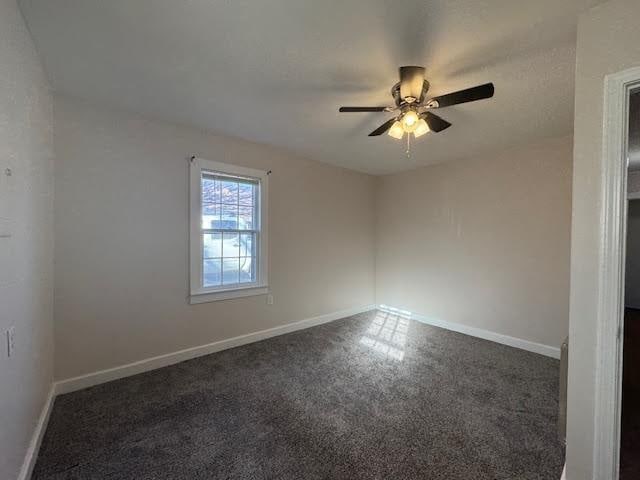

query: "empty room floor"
(33, 310), (564, 480)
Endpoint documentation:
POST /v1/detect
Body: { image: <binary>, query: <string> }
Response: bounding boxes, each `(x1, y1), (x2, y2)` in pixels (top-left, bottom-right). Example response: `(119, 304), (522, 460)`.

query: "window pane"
(203, 259), (222, 287)
(239, 233), (254, 257)
(220, 180), (238, 205)
(239, 183), (254, 206)
(203, 233), (222, 259)
(239, 257), (255, 283)
(202, 204), (219, 229)
(239, 206), (254, 230)
(218, 204), (238, 230)
(222, 258), (240, 285)
(201, 177), (220, 204)
(222, 232), (240, 258)
(196, 169), (262, 292)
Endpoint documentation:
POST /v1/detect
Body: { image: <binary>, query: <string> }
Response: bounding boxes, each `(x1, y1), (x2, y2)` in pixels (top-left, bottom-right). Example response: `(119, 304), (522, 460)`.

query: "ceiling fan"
(338, 66), (494, 140)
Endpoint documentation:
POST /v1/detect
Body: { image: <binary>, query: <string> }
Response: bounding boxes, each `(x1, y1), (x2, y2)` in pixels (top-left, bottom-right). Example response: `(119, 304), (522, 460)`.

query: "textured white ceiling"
(19, 0), (602, 174)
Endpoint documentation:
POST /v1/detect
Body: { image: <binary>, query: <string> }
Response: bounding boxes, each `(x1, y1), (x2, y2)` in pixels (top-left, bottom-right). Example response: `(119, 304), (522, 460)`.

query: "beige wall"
(54, 97), (574, 386)
(376, 135), (573, 349)
(568, 1), (640, 478)
(53, 97), (376, 380)
(0, 0), (54, 478)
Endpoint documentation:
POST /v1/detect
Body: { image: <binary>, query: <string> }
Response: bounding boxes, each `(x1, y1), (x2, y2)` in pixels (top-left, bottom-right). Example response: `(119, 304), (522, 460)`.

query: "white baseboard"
(18, 385), (55, 480)
(19, 305), (374, 478)
(55, 304), (375, 395)
(378, 304), (561, 359)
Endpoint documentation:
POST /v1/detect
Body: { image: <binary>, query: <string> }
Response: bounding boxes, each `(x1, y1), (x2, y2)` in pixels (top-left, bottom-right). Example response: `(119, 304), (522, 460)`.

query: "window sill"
(189, 285), (269, 304)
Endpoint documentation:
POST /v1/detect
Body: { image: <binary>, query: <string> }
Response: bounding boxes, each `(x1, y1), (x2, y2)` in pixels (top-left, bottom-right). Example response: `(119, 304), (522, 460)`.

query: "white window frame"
(189, 157), (268, 304)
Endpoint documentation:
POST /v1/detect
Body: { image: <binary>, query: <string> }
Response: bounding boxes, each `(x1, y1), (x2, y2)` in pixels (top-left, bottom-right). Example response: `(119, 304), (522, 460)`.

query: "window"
(190, 157), (268, 303)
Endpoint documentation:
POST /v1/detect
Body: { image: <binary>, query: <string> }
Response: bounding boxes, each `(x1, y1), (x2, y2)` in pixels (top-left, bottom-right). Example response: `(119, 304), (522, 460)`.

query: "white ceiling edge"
(55, 89), (575, 180)
(54, 92), (382, 178)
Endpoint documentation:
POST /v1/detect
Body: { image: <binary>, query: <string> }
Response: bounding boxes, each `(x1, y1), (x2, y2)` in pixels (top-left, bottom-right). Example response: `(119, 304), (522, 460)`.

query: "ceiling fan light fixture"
(388, 121), (404, 139)
(338, 66), (495, 144)
(413, 118), (430, 138)
(401, 110), (419, 132)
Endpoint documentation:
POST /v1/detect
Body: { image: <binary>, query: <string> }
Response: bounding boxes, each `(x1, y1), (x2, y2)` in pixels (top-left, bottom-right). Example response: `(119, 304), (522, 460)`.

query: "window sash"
(200, 229), (260, 288)
(201, 171), (260, 232)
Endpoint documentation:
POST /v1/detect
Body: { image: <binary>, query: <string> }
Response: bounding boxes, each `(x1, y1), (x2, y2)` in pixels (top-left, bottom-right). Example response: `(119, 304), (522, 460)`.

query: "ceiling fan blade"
(339, 106), (389, 112)
(368, 118), (397, 136)
(423, 111), (452, 133)
(399, 66), (426, 102)
(431, 83), (494, 108)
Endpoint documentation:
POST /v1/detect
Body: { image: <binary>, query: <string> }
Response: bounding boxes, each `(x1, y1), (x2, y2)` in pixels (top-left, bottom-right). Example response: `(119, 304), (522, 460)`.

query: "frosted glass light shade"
(388, 121), (404, 139)
(413, 118), (430, 138)
(401, 110), (419, 132)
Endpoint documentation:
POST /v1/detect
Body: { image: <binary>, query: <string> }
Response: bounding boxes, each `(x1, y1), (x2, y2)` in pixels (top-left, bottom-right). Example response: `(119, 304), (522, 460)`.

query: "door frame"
(594, 66), (640, 479)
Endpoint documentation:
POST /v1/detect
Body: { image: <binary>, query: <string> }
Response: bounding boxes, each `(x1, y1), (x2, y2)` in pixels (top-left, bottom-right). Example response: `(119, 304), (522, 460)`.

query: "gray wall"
(375, 135), (573, 349)
(53, 97), (376, 380)
(626, 200), (640, 307)
(568, 0), (640, 478)
(0, 0), (54, 478)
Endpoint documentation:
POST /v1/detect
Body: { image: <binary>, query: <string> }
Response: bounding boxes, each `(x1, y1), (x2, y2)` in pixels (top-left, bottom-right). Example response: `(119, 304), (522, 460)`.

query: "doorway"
(589, 67), (640, 480)
(620, 88), (640, 479)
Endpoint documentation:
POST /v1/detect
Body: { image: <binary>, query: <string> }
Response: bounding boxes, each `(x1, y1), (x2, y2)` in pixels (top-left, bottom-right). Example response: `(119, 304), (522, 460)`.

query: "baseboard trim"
(18, 385), (55, 480)
(378, 304), (561, 359)
(20, 303), (556, 477)
(55, 304), (376, 395)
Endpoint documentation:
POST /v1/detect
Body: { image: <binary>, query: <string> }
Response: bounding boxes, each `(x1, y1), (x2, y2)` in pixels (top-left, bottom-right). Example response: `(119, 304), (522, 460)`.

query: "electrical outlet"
(266, 294), (273, 305)
(6, 326), (15, 358)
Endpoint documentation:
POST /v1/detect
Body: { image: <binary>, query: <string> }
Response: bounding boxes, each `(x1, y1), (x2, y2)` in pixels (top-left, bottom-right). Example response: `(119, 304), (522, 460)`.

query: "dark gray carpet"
(33, 310), (564, 479)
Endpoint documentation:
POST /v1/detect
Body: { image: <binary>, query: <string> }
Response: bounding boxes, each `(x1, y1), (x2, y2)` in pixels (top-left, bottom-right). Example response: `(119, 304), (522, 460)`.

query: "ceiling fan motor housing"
(391, 80), (430, 106)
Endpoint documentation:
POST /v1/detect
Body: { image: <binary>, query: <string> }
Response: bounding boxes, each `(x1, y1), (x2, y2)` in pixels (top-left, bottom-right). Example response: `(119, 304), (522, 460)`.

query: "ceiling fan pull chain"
(406, 134), (411, 158)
